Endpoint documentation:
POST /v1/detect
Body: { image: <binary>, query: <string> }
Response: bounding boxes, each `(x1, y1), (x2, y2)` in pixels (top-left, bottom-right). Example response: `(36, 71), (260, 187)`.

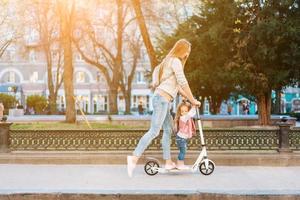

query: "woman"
(127, 39), (200, 177)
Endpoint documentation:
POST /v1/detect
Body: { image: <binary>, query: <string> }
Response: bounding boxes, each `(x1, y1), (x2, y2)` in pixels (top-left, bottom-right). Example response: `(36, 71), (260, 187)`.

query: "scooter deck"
(158, 167), (191, 173)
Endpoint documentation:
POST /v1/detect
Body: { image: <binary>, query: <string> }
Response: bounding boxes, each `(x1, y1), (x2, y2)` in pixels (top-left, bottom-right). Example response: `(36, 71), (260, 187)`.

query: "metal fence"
(290, 129), (300, 150)
(8, 127), (299, 151)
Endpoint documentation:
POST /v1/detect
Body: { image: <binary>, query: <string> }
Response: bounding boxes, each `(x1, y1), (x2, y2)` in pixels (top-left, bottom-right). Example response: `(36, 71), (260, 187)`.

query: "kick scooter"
(144, 105), (215, 176)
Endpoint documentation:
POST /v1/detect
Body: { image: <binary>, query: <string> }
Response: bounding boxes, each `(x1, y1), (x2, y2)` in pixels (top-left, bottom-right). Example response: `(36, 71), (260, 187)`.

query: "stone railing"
(290, 128), (300, 150)
(0, 122), (298, 152)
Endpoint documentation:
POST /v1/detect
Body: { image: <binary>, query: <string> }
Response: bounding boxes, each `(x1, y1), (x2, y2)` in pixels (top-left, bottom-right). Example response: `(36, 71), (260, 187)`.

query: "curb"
(1, 151), (300, 166)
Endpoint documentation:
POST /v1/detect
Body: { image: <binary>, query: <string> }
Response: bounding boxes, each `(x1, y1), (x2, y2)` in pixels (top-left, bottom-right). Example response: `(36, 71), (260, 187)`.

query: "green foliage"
(157, 0), (300, 118)
(0, 93), (17, 114)
(232, 0), (300, 95)
(26, 95), (48, 114)
(289, 111), (300, 121)
(157, 0), (240, 113)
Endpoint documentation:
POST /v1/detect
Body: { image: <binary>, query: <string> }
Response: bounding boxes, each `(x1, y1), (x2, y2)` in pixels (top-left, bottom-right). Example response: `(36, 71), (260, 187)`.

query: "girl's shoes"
(176, 165), (190, 170)
(165, 162), (176, 170)
(176, 160), (189, 170)
(127, 156), (136, 177)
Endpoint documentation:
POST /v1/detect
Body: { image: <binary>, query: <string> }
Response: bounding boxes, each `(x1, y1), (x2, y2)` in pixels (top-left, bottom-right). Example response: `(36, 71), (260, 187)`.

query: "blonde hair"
(166, 38), (191, 66)
(174, 101), (192, 133)
(158, 39), (191, 81)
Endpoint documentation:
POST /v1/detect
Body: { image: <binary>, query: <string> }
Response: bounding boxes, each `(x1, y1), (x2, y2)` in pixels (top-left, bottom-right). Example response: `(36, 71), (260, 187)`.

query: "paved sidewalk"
(0, 164), (299, 195)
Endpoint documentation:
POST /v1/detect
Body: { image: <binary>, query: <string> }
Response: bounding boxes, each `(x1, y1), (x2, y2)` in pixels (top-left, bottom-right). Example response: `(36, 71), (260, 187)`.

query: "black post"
(277, 120), (292, 153)
(0, 122), (12, 153)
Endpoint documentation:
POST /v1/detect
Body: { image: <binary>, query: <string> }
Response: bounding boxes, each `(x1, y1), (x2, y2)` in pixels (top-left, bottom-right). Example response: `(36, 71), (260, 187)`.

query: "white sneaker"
(165, 162), (176, 170)
(127, 156), (136, 178)
(176, 165), (190, 170)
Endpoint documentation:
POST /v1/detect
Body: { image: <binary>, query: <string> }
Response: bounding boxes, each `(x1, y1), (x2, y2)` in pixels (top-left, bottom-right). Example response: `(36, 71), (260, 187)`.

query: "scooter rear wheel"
(199, 160), (215, 175)
(144, 160), (159, 176)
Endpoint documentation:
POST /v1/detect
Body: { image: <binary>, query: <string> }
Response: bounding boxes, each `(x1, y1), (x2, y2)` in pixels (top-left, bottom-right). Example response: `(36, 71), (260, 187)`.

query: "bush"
(0, 93), (17, 115)
(289, 111), (300, 121)
(26, 95), (48, 114)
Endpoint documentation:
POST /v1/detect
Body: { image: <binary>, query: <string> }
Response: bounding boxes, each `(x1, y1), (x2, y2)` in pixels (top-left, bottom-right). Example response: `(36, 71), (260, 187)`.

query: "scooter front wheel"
(199, 160), (215, 175)
(144, 160), (159, 176)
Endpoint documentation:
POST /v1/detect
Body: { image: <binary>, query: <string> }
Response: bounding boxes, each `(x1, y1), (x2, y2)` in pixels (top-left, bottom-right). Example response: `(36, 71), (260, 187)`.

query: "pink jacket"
(178, 119), (196, 139)
(177, 107), (196, 139)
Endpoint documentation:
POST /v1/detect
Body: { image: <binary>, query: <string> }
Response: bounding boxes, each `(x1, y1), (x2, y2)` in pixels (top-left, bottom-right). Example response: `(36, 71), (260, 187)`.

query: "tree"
(26, 95), (48, 114)
(57, 0), (76, 122)
(130, 0), (158, 70)
(74, 0), (143, 114)
(232, 0), (300, 125)
(157, 0), (239, 114)
(0, 93), (17, 115)
(0, 0), (16, 58)
(73, 0), (124, 114)
(119, 31), (142, 114)
(28, 0), (63, 115)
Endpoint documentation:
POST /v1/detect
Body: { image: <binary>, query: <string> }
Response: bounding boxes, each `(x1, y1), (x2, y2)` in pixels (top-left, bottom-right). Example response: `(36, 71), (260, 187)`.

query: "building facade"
(0, 0), (299, 116)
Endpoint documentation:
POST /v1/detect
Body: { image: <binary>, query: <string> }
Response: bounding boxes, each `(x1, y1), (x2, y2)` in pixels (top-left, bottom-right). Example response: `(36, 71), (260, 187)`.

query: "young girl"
(174, 101), (196, 169)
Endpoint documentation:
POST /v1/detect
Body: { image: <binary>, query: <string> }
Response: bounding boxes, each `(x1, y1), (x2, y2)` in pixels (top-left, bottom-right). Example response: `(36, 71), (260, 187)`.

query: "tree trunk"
(200, 97), (205, 114)
(124, 92), (131, 114)
(109, 88), (118, 114)
(59, 0), (76, 123)
(131, 0), (158, 70)
(45, 48), (58, 115)
(48, 91), (57, 114)
(257, 91), (271, 126)
(274, 88), (281, 114)
(62, 31), (76, 122)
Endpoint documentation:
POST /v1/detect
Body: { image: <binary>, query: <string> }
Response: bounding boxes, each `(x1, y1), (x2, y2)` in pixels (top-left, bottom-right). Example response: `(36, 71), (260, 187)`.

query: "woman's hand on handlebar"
(181, 96), (201, 106)
(192, 99), (201, 107)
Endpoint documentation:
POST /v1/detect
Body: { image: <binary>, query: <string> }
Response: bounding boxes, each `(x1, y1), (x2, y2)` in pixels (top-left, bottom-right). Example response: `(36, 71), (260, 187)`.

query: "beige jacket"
(155, 57), (188, 99)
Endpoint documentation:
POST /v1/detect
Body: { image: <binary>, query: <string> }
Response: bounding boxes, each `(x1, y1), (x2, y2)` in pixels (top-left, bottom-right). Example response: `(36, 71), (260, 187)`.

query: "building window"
(29, 50), (36, 62)
(28, 29), (39, 43)
(51, 51), (59, 61)
(97, 95), (108, 111)
(136, 71), (145, 84)
(8, 71), (16, 83)
(8, 49), (15, 61)
(76, 71), (85, 83)
(96, 72), (101, 82)
(132, 95), (148, 110)
(141, 48), (148, 61)
(60, 96), (65, 110)
(146, 95), (150, 109)
(30, 71), (38, 83)
(75, 53), (83, 62)
(104, 96), (108, 111)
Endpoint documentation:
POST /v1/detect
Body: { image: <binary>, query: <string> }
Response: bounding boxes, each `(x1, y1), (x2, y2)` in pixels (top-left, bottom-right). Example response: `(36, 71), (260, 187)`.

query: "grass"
(10, 122), (141, 130)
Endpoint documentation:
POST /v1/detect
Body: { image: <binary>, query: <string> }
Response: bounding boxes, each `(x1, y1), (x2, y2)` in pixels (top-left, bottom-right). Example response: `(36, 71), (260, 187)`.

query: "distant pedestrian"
(242, 102), (250, 115)
(138, 101), (144, 115)
(29, 107), (35, 115)
(245, 103), (250, 115)
(227, 103), (232, 115)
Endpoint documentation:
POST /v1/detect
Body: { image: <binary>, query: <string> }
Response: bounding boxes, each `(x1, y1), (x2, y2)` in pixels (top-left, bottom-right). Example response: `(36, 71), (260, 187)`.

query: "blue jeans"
(176, 135), (187, 161)
(133, 94), (173, 160)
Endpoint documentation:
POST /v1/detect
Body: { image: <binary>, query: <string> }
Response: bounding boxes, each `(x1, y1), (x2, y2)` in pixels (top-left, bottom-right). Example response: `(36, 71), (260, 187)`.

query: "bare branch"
(73, 37), (111, 84)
